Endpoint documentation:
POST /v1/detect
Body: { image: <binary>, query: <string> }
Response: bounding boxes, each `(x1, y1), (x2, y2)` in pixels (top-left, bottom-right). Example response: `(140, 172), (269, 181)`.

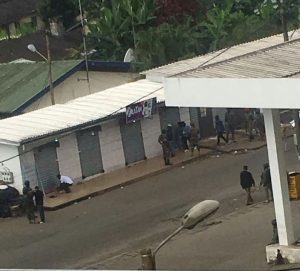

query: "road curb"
(45, 142), (267, 211)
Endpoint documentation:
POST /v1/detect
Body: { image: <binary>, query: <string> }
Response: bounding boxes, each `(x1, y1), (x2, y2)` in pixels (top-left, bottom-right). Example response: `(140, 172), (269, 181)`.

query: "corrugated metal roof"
(0, 79), (164, 145)
(0, 60), (83, 114)
(177, 38), (300, 78)
(142, 29), (300, 79)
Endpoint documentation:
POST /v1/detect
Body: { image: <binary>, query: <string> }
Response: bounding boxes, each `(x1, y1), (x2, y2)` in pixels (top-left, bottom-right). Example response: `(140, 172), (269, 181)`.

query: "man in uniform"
(22, 180), (35, 223)
(189, 122), (200, 156)
(158, 129), (171, 165)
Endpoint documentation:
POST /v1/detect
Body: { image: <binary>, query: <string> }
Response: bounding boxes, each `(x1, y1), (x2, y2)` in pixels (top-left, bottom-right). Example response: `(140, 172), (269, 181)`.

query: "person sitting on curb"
(57, 174), (73, 193)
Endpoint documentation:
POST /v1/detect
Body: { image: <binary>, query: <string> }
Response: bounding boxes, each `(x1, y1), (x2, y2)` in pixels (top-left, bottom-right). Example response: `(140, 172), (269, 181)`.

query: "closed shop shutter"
(34, 144), (59, 193)
(199, 108), (215, 138)
(159, 107), (181, 148)
(77, 129), (104, 179)
(120, 121), (145, 165)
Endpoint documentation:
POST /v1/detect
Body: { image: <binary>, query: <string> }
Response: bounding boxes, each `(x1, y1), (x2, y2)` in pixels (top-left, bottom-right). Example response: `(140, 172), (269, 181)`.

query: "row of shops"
(0, 80), (220, 194)
(19, 105), (216, 193)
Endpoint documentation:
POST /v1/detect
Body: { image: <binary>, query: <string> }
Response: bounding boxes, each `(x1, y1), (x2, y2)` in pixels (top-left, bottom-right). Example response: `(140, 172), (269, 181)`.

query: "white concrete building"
(0, 79), (213, 195)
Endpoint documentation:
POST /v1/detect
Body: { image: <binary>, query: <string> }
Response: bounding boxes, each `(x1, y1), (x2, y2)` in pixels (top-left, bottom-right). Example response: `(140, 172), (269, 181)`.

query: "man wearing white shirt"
(57, 174), (73, 193)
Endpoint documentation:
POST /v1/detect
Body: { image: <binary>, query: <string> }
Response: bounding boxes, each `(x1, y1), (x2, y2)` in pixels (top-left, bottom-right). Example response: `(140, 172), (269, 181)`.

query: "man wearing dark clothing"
(260, 163), (272, 203)
(166, 124), (175, 156)
(22, 180), (35, 223)
(215, 115), (228, 145)
(34, 186), (45, 223)
(240, 165), (256, 205)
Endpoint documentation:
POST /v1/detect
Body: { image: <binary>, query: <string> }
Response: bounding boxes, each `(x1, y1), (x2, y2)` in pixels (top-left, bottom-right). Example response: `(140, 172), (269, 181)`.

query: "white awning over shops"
(0, 79), (164, 146)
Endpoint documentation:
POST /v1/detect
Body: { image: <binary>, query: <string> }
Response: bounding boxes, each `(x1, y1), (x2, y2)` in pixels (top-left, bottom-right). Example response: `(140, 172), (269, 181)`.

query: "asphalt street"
(0, 138), (300, 269)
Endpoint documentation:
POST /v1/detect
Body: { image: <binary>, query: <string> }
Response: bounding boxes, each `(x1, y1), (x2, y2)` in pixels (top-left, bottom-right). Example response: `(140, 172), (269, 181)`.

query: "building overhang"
(164, 78), (300, 109)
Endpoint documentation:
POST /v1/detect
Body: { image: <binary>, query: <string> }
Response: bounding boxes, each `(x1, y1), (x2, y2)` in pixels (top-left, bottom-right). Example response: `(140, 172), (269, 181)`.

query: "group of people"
(158, 122), (201, 165)
(240, 163), (272, 205)
(22, 174), (73, 224)
(22, 180), (45, 224)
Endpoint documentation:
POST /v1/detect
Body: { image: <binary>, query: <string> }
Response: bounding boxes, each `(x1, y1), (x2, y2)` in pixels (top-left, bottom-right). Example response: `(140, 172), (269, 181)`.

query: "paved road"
(0, 139), (299, 269)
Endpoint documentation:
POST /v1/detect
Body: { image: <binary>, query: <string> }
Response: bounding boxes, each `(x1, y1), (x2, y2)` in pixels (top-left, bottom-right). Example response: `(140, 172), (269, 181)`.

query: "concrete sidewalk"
(44, 133), (266, 210)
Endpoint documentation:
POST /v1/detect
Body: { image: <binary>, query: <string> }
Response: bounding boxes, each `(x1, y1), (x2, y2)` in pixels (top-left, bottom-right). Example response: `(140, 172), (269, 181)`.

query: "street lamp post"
(140, 200), (220, 270)
(27, 31), (55, 105)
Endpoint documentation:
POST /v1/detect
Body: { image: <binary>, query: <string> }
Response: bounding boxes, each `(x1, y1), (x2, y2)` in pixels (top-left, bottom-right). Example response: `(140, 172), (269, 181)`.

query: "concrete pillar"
(263, 108), (295, 246)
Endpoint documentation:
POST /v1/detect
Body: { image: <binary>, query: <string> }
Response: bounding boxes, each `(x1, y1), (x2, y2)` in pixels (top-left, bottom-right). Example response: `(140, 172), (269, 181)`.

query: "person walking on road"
(158, 129), (172, 165)
(215, 115), (228, 145)
(34, 186), (45, 223)
(260, 163), (272, 203)
(189, 122), (200, 156)
(240, 165), (256, 205)
(22, 180), (35, 224)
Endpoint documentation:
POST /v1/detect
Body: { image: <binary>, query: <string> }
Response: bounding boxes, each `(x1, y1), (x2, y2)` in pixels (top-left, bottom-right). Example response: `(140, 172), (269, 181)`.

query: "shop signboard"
(126, 98), (154, 124)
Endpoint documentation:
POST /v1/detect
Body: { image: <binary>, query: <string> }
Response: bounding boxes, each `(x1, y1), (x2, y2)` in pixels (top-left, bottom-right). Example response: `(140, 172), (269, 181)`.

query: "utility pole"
(78, 0), (91, 93)
(45, 30), (55, 105)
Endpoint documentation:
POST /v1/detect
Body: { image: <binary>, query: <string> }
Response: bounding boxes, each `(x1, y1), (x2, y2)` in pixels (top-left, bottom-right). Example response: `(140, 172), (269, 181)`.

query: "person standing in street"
(260, 163), (273, 203)
(158, 129), (172, 165)
(34, 186), (45, 223)
(240, 165), (256, 205)
(189, 122), (200, 156)
(57, 174), (73, 193)
(215, 115), (228, 145)
(22, 180), (35, 224)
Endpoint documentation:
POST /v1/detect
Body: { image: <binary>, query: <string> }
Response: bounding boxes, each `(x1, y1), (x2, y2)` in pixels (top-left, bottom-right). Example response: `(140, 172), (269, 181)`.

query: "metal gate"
(120, 121), (145, 165)
(34, 144), (59, 193)
(159, 107), (181, 147)
(199, 108), (215, 138)
(77, 129), (104, 179)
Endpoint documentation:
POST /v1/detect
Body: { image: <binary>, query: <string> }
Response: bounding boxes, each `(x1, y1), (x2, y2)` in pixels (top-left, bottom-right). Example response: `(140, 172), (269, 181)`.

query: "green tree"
(84, 0), (156, 60)
(83, 0), (300, 68)
(135, 18), (206, 67)
(39, 0), (78, 29)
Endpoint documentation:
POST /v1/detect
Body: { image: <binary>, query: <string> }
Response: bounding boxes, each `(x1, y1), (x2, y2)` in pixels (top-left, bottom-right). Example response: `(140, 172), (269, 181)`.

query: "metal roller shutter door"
(120, 121), (145, 165)
(77, 129), (104, 179)
(34, 145), (59, 193)
(199, 108), (215, 138)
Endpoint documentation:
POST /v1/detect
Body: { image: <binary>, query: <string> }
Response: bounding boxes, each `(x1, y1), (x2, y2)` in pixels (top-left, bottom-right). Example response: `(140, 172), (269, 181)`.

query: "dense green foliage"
(44, 0), (300, 68)
(39, 0), (79, 28)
